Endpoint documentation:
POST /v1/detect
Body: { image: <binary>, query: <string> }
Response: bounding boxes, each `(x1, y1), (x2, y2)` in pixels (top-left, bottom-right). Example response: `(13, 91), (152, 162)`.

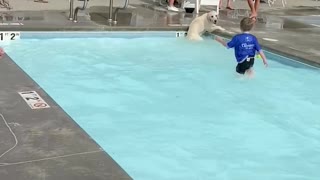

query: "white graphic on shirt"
(241, 35), (254, 50)
(241, 43), (254, 49)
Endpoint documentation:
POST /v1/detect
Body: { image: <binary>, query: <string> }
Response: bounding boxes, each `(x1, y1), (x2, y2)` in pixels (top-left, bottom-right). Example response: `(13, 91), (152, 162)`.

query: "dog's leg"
(186, 33), (203, 41)
(189, 36), (203, 41)
(209, 25), (225, 32)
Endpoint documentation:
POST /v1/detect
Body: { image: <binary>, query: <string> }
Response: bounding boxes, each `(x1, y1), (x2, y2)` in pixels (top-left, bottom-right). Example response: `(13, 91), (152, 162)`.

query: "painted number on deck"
(0, 32), (20, 41)
(176, 32), (187, 37)
(18, 91), (50, 109)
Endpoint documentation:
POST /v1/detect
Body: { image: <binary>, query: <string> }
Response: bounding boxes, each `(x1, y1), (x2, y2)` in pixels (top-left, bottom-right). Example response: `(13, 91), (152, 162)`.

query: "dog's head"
(206, 11), (218, 24)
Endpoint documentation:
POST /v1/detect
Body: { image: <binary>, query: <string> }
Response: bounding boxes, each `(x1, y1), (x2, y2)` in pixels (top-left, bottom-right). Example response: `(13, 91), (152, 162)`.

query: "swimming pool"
(4, 32), (320, 180)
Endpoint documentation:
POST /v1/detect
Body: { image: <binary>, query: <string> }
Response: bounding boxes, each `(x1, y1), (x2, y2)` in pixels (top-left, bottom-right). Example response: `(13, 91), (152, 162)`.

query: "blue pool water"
(5, 33), (320, 180)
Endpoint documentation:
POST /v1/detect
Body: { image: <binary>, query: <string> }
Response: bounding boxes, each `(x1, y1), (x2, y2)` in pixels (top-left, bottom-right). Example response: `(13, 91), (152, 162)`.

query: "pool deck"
(0, 0), (319, 180)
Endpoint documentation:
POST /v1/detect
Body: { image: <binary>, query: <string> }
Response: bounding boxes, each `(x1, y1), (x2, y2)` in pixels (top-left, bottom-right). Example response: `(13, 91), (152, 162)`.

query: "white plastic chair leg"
(216, 2), (219, 15)
(195, 0), (199, 14)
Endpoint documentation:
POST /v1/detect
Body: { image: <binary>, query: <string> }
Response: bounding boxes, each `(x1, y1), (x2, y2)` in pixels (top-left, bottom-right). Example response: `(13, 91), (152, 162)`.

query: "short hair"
(240, 17), (254, 32)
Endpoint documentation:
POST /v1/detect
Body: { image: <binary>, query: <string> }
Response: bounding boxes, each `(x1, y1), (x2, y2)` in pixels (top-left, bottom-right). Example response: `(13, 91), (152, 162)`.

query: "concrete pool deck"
(0, 0), (319, 180)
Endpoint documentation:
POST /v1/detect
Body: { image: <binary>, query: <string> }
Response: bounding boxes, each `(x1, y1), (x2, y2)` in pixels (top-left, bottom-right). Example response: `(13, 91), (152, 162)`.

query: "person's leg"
(245, 68), (255, 78)
(247, 0), (257, 18)
(226, 0), (234, 10)
(168, 0), (179, 11)
(168, 0), (174, 6)
(219, 0), (222, 9)
(254, 0), (260, 16)
(0, 48), (4, 58)
(245, 58), (255, 78)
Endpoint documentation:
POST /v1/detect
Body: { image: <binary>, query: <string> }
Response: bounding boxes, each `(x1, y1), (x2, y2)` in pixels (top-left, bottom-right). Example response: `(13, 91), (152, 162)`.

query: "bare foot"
(250, 16), (257, 23)
(226, 6), (234, 10)
(249, 11), (258, 21)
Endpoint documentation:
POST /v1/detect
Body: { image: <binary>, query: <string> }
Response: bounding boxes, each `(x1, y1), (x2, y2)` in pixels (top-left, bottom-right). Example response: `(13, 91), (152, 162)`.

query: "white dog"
(186, 11), (225, 41)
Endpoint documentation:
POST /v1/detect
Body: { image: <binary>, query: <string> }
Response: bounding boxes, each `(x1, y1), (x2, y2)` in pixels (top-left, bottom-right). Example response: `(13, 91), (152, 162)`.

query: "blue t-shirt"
(227, 33), (261, 63)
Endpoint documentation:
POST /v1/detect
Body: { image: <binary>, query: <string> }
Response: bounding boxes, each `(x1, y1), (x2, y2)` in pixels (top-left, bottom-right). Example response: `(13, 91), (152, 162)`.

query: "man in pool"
(214, 17), (268, 77)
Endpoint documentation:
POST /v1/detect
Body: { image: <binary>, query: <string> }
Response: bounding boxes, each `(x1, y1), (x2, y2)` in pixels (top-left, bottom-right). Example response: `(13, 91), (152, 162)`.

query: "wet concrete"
(0, 55), (132, 180)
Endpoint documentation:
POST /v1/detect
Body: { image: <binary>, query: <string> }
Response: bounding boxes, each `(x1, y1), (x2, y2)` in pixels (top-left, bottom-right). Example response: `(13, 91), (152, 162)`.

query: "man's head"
(240, 17), (254, 32)
(207, 11), (218, 24)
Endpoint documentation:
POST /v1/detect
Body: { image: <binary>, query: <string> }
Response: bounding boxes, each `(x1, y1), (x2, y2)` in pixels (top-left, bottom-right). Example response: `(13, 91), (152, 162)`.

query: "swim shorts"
(236, 57), (254, 74)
